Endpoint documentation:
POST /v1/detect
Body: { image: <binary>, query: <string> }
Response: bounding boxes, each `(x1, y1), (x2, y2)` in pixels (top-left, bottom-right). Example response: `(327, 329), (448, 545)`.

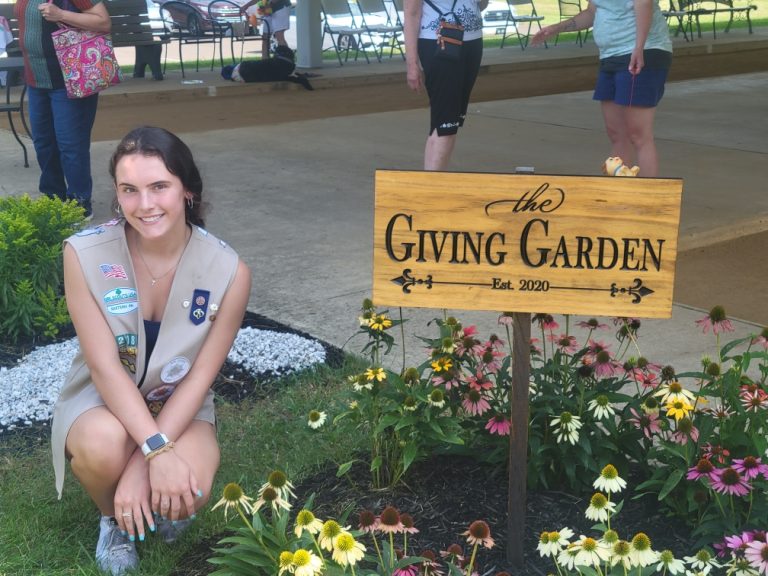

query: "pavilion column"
(296, 0), (323, 68)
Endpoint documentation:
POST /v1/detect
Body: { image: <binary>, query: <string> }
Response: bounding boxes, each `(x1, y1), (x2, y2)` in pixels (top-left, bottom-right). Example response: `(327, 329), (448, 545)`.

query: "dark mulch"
(174, 455), (695, 576)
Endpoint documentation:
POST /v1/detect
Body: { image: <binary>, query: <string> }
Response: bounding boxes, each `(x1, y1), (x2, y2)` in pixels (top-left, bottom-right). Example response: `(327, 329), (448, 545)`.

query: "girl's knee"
(69, 419), (132, 476)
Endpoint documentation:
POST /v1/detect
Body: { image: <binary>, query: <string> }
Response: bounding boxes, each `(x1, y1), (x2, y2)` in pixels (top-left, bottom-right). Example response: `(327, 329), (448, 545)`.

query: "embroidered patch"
(115, 333), (138, 374)
(145, 384), (176, 417)
(161, 356), (191, 384)
(103, 287), (139, 315)
(99, 263), (128, 279)
(189, 289), (210, 325)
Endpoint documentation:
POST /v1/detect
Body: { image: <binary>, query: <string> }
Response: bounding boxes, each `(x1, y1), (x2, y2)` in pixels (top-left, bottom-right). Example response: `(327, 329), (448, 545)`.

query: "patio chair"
(662, 0), (692, 40)
(208, 0), (263, 68)
(357, 0), (404, 60)
(556, 0), (588, 46)
(500, 0), (546, 50)
(321, 0), (377, 65)
(160, 0), (215, 76)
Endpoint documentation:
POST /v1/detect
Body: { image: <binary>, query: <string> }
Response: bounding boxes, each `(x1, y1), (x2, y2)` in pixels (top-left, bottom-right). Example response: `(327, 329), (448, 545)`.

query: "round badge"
(182, 300), (191, 308)
(160, 356), (191, 384)
(195, 296), (206, 306)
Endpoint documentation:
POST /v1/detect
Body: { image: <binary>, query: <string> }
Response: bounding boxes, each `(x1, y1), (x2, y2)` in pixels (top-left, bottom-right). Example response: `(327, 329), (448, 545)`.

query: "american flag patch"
(100, 263), (128, 279)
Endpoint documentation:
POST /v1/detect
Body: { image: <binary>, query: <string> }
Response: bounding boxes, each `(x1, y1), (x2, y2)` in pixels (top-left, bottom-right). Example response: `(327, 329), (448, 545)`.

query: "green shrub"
(0, 195), (85, 344)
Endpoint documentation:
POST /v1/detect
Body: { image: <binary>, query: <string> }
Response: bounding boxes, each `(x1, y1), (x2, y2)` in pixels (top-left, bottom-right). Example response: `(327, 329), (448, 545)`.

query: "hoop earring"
(116, 204), (122, 215)
(187, 197), (194, 209)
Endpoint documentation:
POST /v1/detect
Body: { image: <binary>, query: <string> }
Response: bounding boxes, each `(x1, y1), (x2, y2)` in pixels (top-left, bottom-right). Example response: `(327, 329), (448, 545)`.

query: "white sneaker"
(95, 516), (138, 575)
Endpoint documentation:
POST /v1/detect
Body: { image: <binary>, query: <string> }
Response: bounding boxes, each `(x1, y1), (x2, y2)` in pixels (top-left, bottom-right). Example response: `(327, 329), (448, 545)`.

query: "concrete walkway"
(1, 64), (766, 371)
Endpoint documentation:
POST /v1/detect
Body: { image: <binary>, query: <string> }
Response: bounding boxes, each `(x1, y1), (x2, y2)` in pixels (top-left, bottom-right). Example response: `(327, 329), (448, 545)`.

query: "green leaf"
(658, 468), (684, 501)
(337, 460), (355, 477)
(402, 442), (417, 472)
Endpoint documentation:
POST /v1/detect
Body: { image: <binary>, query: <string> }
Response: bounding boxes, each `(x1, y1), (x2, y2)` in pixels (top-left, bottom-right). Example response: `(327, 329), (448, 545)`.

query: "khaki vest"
(51, 219), (239, 498)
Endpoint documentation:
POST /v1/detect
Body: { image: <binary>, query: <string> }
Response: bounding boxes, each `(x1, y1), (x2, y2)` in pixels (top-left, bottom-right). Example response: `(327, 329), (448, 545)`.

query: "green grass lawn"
(0, 358), (366, 575)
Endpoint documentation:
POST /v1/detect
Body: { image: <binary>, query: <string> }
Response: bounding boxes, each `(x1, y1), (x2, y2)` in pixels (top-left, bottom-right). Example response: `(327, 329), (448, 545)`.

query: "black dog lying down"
(221, 46), (313, 91)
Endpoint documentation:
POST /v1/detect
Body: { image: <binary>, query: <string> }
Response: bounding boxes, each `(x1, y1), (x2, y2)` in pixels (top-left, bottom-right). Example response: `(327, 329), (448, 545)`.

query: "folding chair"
(160, 1), (215, 76)
(208, 0), (262, 68)
(357, 0), (404, 60)
(662, 0), (691, 40)
(321, 0), (377, 65)
(500, 0), (546, 50)
(556, 0), (588, 46)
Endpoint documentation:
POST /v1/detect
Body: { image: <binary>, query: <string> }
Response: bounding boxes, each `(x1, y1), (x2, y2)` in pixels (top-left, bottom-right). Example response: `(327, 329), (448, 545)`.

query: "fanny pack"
(424, 0), (464, 61)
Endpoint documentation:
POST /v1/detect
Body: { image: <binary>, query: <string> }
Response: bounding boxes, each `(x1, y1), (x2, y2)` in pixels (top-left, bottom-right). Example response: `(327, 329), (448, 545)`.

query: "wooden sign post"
(372, 170), (683, 566)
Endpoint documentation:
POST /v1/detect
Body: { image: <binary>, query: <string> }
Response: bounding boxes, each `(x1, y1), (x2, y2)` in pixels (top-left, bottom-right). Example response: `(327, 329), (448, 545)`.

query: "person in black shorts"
(405, 0), (487, 170)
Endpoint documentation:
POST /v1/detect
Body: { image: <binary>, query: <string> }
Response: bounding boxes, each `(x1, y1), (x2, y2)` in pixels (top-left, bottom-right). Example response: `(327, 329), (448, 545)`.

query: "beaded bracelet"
(145, 441), (175, 461)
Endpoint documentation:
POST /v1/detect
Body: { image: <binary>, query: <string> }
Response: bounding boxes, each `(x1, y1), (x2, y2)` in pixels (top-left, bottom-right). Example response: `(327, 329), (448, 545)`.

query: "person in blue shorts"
(531, 0), (672, 177)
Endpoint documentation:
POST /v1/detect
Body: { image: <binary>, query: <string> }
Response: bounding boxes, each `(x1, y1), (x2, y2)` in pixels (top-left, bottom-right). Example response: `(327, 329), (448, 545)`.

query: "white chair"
(321, 0), (378, 64)
(357, 0), (404, 60)
(500, 0), (546, 50)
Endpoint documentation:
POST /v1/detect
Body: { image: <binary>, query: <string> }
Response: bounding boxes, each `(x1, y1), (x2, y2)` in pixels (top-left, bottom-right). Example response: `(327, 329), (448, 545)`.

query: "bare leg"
(66, 407), (135, 515)
(424, 131), (457, 171)
(274, 30), (287, 47)
(600, 101), (634, 165)
(624, 105), (659, 177)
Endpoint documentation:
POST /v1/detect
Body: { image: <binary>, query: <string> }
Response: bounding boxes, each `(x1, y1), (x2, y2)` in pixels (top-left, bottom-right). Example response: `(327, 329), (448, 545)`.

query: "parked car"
(482, 0), (515, 36)
(153, 0), (253, 36)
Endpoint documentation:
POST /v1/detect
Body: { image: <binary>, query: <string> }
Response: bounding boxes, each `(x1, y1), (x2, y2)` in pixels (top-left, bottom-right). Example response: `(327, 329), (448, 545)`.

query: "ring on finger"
(121, 512), (133, 517)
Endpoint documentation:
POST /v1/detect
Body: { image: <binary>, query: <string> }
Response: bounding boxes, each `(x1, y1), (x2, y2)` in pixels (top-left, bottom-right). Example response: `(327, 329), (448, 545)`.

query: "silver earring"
(116, 204), (122, 215)
(187, 197), (194, 209)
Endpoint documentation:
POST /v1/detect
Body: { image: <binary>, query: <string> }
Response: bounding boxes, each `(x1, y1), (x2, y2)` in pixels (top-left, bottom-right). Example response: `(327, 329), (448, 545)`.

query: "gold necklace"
(134, 233), (188, 286)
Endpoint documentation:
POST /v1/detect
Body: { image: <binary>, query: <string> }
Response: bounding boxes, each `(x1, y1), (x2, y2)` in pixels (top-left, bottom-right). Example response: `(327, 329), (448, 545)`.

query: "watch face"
(146, 434), (166, 451)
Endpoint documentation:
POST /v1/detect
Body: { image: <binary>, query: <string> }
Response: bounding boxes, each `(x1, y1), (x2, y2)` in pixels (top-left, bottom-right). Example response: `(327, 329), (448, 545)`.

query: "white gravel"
(0, 328), (326, 432)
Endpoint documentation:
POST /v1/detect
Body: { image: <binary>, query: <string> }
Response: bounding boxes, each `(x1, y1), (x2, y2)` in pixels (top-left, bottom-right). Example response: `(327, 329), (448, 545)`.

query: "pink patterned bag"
(51, 22), (122, 99)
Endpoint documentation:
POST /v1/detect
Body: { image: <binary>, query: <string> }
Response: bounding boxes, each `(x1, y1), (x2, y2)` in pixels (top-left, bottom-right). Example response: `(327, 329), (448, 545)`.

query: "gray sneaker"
(95, 516), (138, 575)
(156, 517), (193, 544)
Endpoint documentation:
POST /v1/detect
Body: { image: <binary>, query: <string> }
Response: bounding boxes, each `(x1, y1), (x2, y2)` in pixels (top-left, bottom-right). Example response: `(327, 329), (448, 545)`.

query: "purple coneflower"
(462, 389), (491, 416)
(687, 458), (719, 482)
(533, 313), (559, 331)
(463, 520), (495, 549)
(400, 513), (419, 534)
(377, 506), (404, 534)
(357, 509), (378, 533)
(627, 408), (661, 439)
(467, 370), (494, 391)
(711, 467), (752, 496)
(732, 456), (768, 480)
(485, 414), (511, 436)
(744, 539), (768, 575)
(696, 305), (735, 335)
(547, 333), (579, 354)
(576, 318), (609, 331)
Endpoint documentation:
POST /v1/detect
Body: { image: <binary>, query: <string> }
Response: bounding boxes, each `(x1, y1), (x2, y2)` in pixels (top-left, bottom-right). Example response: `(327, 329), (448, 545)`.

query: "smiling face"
(115, 154), (191, 240)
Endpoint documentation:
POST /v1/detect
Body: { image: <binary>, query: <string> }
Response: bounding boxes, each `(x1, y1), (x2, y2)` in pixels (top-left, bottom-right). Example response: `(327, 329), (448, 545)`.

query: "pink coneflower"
(745, 539), (768, 575)
(740, 389), (768, 412)
(466, 370), (494, 391)
(357, 509), (379, 534)
(687, 459), (719, 482)
(702, 443), (731, 465)
(377, 506), (404, 533)
(533, 313), (559, 332)
(455, 333), (484, 357)
(392, 566), (419, 576)
(485, 414), (511, 436)
(592, 350), (620, 378)
(462, 389), (491, 416)
(548, 333), (579, 354)
(488, 334), (506, 350)
(711, 467), (752, 496)
(627, 408), (661, 439)
(431, 368), (463, 391)
(587, 339), (612, 357)
(577, 318), (610, 331)
(440, 544), (465, 563)
(400, 513), (419, 534)
(498, 313), (514, 326)
(670, 417), (699, 446)
(704, 403), (734, 420)
(696, 305), (735, 335)
(752, 328), (768, 351)
(418, 550), (444, 576)
(463, 520), (495, 549)
(725, 532), (757, 555)
(530, 337), (542, 356)
(478, 346), (504, 374)
(733, 456), (768, 480)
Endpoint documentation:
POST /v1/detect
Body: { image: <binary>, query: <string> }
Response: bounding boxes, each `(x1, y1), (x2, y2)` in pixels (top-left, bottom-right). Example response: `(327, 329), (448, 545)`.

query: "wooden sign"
(373, 170), (683, 318)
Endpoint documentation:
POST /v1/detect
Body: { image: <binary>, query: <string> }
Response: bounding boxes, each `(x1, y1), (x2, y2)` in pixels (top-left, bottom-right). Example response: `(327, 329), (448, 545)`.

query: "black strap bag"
(424, 0), (464, 61)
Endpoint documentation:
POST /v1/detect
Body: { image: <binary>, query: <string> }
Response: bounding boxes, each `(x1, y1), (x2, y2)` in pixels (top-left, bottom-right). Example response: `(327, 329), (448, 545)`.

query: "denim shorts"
(593, 66), (669, 107)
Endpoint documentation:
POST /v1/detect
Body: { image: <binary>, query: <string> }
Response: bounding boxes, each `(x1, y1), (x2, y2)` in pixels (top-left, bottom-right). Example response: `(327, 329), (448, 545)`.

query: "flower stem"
(399, 306), (406, 376)
(465, 543), (479, 576)
(371, 534), (384, 570)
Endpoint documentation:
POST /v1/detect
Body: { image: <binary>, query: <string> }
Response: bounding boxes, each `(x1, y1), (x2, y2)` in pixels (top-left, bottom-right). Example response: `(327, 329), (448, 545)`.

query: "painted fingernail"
(172, 520), (178, 526)
(190, 514), (197, 520)
(129, 534), (135, 542)
(121, 530), (128, 537)
(150, 524), (156, 532)
(139, 534), (145, 542)
(197, 489), (203, 497)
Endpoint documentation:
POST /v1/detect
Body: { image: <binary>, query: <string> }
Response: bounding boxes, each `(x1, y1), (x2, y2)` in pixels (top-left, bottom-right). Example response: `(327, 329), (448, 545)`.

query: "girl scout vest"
(51, 219), (239, 498)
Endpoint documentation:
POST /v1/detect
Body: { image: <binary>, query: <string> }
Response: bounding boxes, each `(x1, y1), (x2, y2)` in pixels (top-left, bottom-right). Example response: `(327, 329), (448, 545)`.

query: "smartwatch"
(141, 433), (170, 456)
